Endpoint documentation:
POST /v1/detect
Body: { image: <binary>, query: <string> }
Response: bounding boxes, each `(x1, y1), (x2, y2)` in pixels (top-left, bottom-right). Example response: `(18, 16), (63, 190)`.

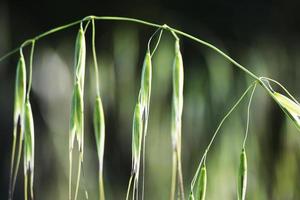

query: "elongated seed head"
(194, 165), (207, 200)
(14, 54), (26, 127)
(237, 148), (247, 200)
(24, 100), (35, 173)
(132, 103), (143, 172)
(69, 82), (84, 150)
(93, 96), (105, 168)
(74, 26), (86, 92)
(273, 92), (300, 130)
(139, 51), (152, 108)
(173, 40), (184, 112)
(171, 40), (184, 149)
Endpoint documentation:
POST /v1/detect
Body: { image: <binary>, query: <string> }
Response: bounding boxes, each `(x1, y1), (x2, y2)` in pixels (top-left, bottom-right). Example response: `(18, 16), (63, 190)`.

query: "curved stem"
(260, 77), (299, 104)
(9, 127), (17, 200)
(26, 41), (35, 99)
(205, 82), (256, 155)
(166, 27), (260, 81)
(74, 152), (83, 200)
(126, 175), (133, 200)
(83, 20), (91, 33)
(147, 28), (163, 57)
(91, 19), (100, 97)
(190, 82), (256, 190)
(12, 123), (24, 197)
(0, 15), (261, 84)
(243, 83), (257, 148)
(170, 151), (177, 200)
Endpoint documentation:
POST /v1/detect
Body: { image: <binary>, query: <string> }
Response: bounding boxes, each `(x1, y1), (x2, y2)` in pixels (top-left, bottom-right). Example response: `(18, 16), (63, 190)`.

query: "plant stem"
(126, 175), (133, 200)
(190, 82), (256, 191)
(91, 19), (100, 97)
(24, 172), (28, 200)
(69, 150), (73, 200)
(206, 82), (256, 156)
(9, 127), (17, 200)
(99, 173), (105, 200)
(0, 15), (261, 85)
(176, 148), (185, 200)
(260, 77), (299, 104)
(243, 83), (257, 148)
(170, 151), (177, 200)
(12, 123), (24, 196)
(167, 27), (259, 81)
(26, 41), (35, 99)
(74, 152), (83, 200)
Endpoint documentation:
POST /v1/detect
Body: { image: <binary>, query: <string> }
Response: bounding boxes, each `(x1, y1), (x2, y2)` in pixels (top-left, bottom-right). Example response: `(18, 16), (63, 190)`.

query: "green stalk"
(26, 41), (35, 98)
(126, 175), (133, 200)
(11, 127), (23, 196)
(91, 19), (100, 96)
(9, 127), (17, 200)
(190, 82), (256, 193)
(74, 152), (83, 200)
(24, 173), (28, 200)
(69, 151), (73, 200)
(92, 18), (105, 200)
(99, 173), (105, 200)
(0, 16), (260, 85)
(176, 148), (185, 199)
(243, 83), (257, 148)
(170, 151), (177, 200)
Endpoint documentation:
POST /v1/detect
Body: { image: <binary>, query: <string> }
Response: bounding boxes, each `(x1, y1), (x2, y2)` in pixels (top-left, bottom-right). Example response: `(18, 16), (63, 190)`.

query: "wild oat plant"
(1, 16), (300, 200)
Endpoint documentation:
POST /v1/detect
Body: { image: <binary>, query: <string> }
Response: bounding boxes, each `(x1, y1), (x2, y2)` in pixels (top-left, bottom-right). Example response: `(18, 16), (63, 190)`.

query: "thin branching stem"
(170, 151), (177, 200)
(190, 82), (256, 191)
(147, 28), (163, 57)
(9, 125), (17, 200)
(0, 16), (260, 84)
(243, 83), (257, 148)
(205, 82), (256, 157)
(12, 126), (23, 197)
(74, 152), (83, 200)
(26, 41), (35, 99)
(91, 19), (100, 97)
(141, 28), (164, 200)
(126, 175), (133, 200)
(260, 77), (299, 104)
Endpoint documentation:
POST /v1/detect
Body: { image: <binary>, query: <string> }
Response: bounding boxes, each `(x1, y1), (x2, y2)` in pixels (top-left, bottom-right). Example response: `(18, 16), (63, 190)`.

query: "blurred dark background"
(1, 0), (300, 199)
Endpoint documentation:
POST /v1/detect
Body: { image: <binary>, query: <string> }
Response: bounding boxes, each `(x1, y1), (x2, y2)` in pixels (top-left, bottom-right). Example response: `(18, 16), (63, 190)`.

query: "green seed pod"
(93, 96), (105, 169)
(194, 165), (207, 200)
(24, 100), (35, 173)
(69, 82), (84, 150)
(74, 26), (86, 92)
(171, 40), (184, 149)
(273, 92), (300, 130)
(237, 148), (247, 200)
(75, 82), (84, 150)
(13, 53), (26, 127)
(173, 40), (184, 112)
(139, 51), (152, 109)
(132, 103), (143, 172)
